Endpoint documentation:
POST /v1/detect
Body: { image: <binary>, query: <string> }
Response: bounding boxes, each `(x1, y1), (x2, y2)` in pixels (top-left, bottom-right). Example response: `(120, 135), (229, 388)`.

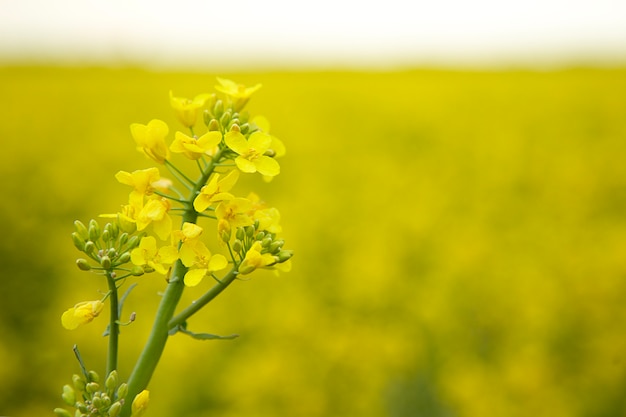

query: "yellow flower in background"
(130, 390), (150, 417)
(170, 131), (222, 160)
(130, 119), (170, 164)
(238, 241), (276, 275)
(130, 236), (178, 275)
(251, 115), (286, 158)
(136, 198), (172, 240)
(169, 91), (213, 128)
(215, 77), (261, 100)
(224, 131), (280, 177)
(115, 167), (161, 209)
(61, 300), (104, 330)
(179, 239), (228, 286)
(193, 170), (239, 212)
(246, 192), (282, 233)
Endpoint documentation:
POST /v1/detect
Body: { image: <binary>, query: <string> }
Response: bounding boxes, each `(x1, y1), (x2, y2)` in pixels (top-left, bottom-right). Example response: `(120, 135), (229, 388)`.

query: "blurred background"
(1, 1), (626, 416)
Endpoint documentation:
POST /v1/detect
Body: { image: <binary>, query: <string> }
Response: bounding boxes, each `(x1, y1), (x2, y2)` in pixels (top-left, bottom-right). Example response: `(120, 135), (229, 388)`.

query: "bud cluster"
(54, 370), (128, 417)
(72, 220), (144, 276)
(233, 220), (293, 275)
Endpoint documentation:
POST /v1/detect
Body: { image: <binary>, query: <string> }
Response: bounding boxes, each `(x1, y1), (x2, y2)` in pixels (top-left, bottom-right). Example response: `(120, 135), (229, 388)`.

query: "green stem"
(120, 150), (224, 417)
(106, 271), (119, 376)
(169, 268), (238, 330)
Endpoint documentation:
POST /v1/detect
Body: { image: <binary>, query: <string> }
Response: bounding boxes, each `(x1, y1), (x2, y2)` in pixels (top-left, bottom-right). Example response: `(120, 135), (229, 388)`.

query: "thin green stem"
(153, 190), (187, 204)
(106, 271), (119, 376)
(168, 268), (238, 330)
(165, 160), (195, 188)
(121, 150), (224, 417)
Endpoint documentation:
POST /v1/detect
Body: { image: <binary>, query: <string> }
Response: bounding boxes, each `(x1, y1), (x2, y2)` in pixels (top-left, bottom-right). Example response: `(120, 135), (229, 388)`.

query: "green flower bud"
(262, 236), (272, 248)
(72, 374), (86, 392)
(107, 248), (118, 258)
(239, 122), (249, 134)
(74, 220), (89, 239)
(221, 230), (231, 243)
(245, 225), (255, 238)
(220, 110), (231, 127)
(143, 265), (155, 273)
(72, 232), (86, 251)
(86, 382), (99, 394)
(208, 118), (220, 132)
(100, 255), (111, 270)
(88, 219), (101, 241)
(269, 239), (284, 253)
(62, 384), (76, 406)
(116, 383), (128, 400)
(131, 266), (145, 276)
(213, 99), (224, 118)
(101, 229), (110, 242)
(109, 222), (119, 239)
(84, 241), (95, 255)
(108, 401), (122, 417)
(92, 395), (103, 409)
(235, 227), (245, 241)
(277, 250), (294, 263)
(88, 370), (100, 382)
(203, 109), (212, 126)
(117, 252), (131, 264)
(105, 370), (118, 394)
(253, 219), (260, 230)
(118, 232), (129, 245)
(232, 239), (242, 253)
(126, 236), (140, 250)
(54, 408), (73, 417)
(264, 148), (276, 157)
(229, 123), (240, 133)
(255, 231), (265, 241)
(101, 394), (111, 408)
(76, 259), (91, 271)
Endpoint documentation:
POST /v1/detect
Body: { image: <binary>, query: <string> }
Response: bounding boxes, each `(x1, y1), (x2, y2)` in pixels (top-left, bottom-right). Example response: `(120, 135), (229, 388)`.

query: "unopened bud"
(235, 228), (245, 241)
(72, 232), (86, 251)
(74, 220), (89, 239)
(264, 149), (276, 157)
(262, 236), (272, 248)
(232, 240), (242, 253)
(130, 266), (145, 276)
(108, 401), (122, 417)
(105, 370), (118, 393)
(213, 100), (224, 118)
(239, 122), (249, 134)
(118, 233), (129, 245)
(245, 225), (255, 238)
(126, 236), (140, 250)
(84, 241), (96, 255)
(229, 123), (240, 132)
(117, 252), (131, 264)
(101, 230), (110, 242)
(208, 118), (220, 131)
(72, 374), (86, 392)
(116, 383), (128, 400)
(88, 370), (100, 383)
(53, 408), (73, 417)
(255, 231), (265, 241)
(62, 385), (76, 406)
(269, 239), (284, 253)
(220, 110), (231, 126)
(92, 396), (103, 409)
(107, 248), (117, 258)
(143, 265), (155, 273)
(221, 230), (231, 243)
(88, 219), (101, 241)
(277, 250), (294, 263)
(100, 255), (111, 270)
(86, 382), (100, 394)
(76, 259), (91, 271)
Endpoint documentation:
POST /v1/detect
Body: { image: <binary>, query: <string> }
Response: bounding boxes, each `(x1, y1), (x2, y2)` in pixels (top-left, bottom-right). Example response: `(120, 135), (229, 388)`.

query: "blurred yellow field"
(1, 66), (626, 416)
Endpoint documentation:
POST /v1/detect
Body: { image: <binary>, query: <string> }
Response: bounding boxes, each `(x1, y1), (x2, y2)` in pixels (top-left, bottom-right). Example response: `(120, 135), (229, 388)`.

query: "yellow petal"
(235, 156), (257, 173)
(184, 269), (207, 287)
(224, 131), (250, 155)
(247, 132), (272, 153)
(208, 254), (228, 272)
(255, 156), (280, 177)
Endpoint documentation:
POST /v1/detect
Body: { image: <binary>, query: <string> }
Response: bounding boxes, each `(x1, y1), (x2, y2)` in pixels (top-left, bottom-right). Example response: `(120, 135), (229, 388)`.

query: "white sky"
(1, 0), (625, 69)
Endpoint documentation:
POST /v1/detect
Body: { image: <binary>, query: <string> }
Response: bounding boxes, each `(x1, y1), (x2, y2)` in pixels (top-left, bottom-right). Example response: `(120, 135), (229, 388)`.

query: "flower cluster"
(59, 78), (293, 417)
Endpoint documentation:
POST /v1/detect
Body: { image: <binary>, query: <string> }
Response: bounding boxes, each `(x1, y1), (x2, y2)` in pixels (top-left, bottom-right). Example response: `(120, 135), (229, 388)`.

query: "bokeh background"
(2, 1), (626, 416)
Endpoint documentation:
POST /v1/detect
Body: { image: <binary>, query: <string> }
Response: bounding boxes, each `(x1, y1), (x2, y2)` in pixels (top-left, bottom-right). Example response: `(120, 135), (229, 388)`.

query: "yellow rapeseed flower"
(136, 198), (172, 240)
(130, 119), (170, 164)
(61, 300), (104, 330)
(115, 167), (161, 209)
(224, 131), (280, 177)
(171, 222), (203, 246)
(215, 198), (254, 232)
(193, 170), (239, 212)
(169, 91), (213, 128)
(179, 239), (228, 286)
(238, 242), (275, 275)
(131, 236), (178, 275)
(215, 77), (261, 110)
(170, 131), (222, 160)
